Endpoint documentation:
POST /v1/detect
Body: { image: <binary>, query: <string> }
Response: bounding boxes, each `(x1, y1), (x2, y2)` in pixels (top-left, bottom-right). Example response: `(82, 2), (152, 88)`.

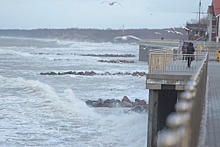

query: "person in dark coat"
(186, 42), (195, 68)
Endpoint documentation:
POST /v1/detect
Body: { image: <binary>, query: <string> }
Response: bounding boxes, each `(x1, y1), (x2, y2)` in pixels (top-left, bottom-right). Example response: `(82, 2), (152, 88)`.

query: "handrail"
(157, 52), (209, 147)
(148, 50), (206, 74)
(148, 49), (173, 74)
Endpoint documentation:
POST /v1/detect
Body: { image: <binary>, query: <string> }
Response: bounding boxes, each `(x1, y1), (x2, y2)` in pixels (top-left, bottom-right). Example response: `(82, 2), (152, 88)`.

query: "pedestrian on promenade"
(186, 42), (195, 68)
(182, 42), (188, 60)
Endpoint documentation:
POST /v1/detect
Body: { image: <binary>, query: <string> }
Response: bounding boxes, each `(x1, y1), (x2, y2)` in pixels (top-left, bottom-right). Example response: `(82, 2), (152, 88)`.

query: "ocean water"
(0, 36), (148, 147)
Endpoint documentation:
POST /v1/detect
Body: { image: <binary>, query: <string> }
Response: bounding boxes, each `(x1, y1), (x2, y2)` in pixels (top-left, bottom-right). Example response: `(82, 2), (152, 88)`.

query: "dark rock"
(78, 71), (84, 75)
(139, 100), (147, 105)
(120, 101), (133, 107)
(102, 99), (121, 107)
(122, 96), (132, 103)
(130, 105), (148, 113)
(85, 100), (95, 106)
(85, 97), (148, 113)
(85, 98), (103, 107)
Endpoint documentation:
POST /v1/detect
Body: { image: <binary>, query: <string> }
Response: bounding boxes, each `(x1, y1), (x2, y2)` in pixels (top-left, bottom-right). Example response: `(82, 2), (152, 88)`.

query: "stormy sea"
(0, 36), (148, 147)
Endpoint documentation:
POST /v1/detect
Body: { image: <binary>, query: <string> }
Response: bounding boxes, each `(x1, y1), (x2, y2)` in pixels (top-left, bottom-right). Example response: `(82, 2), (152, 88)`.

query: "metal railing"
(148, 49), (173, 74)
(177, 41), (220, 61)
(156, 52), (209, 147)
(148, 49), (206, 74)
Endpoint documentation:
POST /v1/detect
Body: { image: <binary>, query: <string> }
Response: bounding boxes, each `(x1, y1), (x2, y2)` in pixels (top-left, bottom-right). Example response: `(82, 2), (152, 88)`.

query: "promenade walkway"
(204, 61), (220, 147)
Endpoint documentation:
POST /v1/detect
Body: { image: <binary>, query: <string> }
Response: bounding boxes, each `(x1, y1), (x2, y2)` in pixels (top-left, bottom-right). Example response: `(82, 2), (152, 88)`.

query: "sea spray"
(0, 38), (148, 146)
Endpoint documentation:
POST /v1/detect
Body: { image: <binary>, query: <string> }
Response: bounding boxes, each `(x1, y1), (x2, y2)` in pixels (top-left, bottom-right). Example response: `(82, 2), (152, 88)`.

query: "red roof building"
(213, 0), (220, 17)
(186, 23), (207, 41)
(207, 0), (220, 42)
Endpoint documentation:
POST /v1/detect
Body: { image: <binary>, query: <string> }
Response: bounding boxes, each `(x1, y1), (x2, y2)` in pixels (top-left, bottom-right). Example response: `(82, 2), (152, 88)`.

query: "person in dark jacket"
(186, 42), (195, 68)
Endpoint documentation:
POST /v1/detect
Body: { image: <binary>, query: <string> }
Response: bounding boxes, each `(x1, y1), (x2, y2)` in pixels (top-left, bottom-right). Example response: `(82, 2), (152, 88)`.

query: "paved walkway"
(205, 61), (220, 146)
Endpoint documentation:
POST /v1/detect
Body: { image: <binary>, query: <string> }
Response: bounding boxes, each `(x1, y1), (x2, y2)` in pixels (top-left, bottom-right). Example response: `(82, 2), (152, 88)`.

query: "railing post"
(149, 52), (152, 74)
(175, 101), (192, 147)
(157, 130), (180, 147)
(164, 52), (167, 74)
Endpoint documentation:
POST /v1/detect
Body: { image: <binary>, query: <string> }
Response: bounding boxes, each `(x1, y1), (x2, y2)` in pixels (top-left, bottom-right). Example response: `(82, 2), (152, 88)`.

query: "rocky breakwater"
(40, 71), (146, 76)
(80, 54), (136, 64)
(97, 59), (135, 63)
(80, 54), (135, 57)
(85, 96), (148, 113)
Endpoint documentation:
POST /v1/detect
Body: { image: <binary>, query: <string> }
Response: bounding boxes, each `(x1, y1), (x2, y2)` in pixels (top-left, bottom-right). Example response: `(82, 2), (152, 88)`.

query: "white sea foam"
(0, 39), (148, 147)
(0, 48), (33, 57)
(0, 75), (97, 117)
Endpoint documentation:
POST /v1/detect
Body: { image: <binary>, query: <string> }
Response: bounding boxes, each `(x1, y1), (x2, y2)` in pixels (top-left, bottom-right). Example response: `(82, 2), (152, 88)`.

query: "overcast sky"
(0, 0), (212, 29)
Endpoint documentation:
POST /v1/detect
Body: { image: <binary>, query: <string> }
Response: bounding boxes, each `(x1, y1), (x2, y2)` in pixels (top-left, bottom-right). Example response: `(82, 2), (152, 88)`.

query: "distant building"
(185, 23), (207, 41)
(207, 0), (220, 42)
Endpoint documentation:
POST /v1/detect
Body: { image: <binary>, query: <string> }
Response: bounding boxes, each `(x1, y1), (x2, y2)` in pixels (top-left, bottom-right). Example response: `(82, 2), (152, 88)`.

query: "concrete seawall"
(139, 39), (180, 62)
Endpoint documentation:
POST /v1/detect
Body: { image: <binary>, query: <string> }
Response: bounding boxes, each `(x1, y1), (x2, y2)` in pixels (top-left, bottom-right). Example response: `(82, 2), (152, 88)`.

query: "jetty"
(144, 41), (220, 147)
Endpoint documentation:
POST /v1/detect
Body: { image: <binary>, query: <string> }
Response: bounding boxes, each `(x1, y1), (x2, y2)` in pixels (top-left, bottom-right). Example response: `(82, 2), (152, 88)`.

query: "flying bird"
(113, 35), (142, 42)
(154, 32), (161, 35)
(101, 1), (123, 7)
